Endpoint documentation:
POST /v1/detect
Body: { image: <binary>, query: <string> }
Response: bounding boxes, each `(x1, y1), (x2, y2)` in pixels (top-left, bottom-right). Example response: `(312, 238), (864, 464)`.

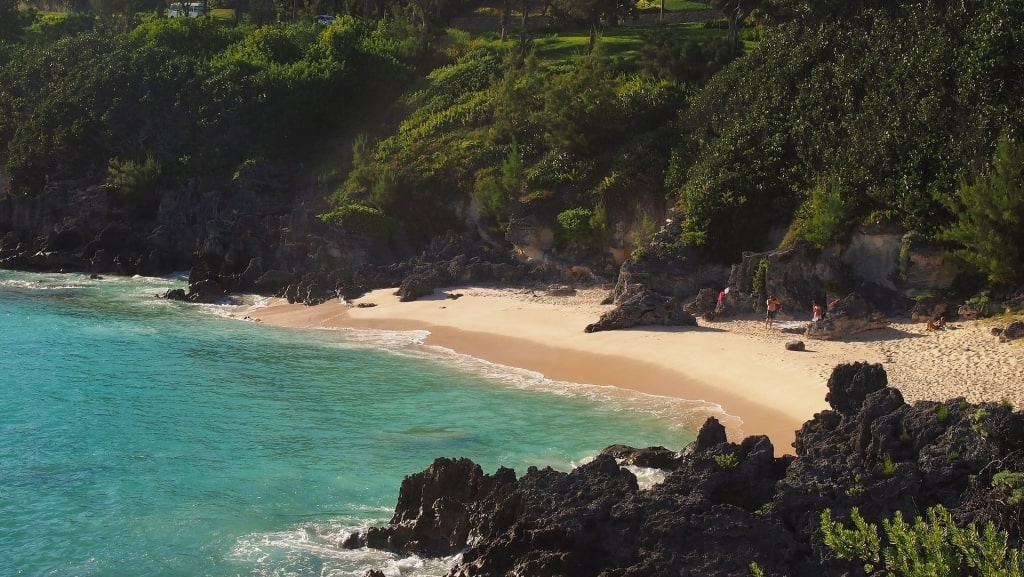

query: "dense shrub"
(820, 505), (1024, 576)
(555, 207), (595, 246)
(671, 2), (1024, 261)
(319, 203), (396, 240)
(106, 154), (163, 217)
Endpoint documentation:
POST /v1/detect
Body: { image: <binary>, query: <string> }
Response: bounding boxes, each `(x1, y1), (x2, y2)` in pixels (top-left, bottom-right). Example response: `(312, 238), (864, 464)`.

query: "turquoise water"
(0, 270), (710, 577)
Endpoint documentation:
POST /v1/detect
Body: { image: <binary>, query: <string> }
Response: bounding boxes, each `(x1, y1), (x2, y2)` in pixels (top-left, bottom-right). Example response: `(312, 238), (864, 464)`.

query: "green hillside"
(1, 0), (1022, 286)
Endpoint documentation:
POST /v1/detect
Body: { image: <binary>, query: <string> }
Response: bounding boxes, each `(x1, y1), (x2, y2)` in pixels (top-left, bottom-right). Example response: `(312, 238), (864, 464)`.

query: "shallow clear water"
(0, 271), (710, 576)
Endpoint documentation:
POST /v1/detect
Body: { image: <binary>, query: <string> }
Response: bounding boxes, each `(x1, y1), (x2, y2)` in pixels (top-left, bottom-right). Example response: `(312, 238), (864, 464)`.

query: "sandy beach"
(231, 286), (1024, 456)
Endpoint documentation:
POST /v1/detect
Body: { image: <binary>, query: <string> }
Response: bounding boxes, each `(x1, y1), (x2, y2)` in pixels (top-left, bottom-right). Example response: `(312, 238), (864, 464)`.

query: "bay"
(0, 270), (704, 576)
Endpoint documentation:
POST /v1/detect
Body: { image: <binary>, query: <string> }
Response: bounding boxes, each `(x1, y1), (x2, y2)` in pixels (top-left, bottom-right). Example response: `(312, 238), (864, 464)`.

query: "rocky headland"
(341, 362), (1024, 577)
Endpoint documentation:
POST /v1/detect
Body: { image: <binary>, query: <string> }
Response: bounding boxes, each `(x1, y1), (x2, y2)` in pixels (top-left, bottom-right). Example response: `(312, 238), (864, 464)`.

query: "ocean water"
(0, 270), (717, 577)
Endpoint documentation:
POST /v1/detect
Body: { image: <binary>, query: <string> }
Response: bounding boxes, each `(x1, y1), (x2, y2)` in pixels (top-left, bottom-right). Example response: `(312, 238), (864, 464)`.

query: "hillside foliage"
(0, 0), (1022, 284)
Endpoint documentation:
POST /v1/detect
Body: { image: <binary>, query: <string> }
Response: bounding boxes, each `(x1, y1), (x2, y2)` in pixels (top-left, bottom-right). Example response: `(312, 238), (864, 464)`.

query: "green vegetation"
(319, 203), (396, 239)
(555, 207), (596, 246)
(0, 13), (416, 196)
(970, 408), (991, 438)
(752, 257), (769, 296)
(844, 482), (865, 500)
(939, 133), (1024, 286)
(880, 454), (897, 478)
(821, 506), (1024, 577)
(105, 154), (163, 216)
(992, 471), (1024, 506)
(713, 451), (739, 469)
(1, 0), (1022, 293)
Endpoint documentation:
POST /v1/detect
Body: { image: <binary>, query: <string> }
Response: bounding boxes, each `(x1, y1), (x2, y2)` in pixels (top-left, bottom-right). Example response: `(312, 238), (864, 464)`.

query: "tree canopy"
(1, 0), (1022, 288)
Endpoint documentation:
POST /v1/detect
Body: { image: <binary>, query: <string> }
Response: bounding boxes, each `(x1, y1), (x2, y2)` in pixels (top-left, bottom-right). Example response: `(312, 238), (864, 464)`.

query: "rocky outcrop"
(727, 240), (844, 320)
(804, 293), (889, 340)
(396, 271), (438, 302)
(602, 215), (730, 304)
(584, 285), (697, 332)
(683, 286), (720, 318)
(346, 362), (1024, 577)
(0, 167), (330, 280)
(910, 294), (957, 322)
(993, 320), (1024, 342)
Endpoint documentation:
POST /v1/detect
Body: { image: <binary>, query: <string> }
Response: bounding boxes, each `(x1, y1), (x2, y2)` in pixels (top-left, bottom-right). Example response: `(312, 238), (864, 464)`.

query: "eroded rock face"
(804, 293), (889, 340)
(728, 240), (844, 321)
(348, 362), (1024, 577)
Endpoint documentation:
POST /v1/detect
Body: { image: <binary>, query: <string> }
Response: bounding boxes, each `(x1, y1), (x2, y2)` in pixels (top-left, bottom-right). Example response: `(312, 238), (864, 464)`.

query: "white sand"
(230, 286), (1024, 455)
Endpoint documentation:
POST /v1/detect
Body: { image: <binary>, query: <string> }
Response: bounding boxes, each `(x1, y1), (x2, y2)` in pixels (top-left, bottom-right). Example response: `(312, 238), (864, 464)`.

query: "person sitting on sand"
(927, 316), (947, 330)
(765, 295), (780, 329)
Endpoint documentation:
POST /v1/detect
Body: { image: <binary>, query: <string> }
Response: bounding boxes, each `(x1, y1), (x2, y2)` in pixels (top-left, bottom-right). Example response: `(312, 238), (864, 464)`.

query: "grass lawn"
(469, 20), (728, 62)
(210, 8), (235, 20)
(531, 22), (726, 60)
(644, 0), (713, 10)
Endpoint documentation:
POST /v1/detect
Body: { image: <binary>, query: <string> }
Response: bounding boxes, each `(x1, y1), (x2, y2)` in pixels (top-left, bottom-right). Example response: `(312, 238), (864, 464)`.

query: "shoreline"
(232, 286), (1024, 456)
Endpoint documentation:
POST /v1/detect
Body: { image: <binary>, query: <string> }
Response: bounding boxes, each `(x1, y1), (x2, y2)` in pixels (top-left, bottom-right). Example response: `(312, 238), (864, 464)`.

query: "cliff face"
(0, 166), (394, 297)
(0, 163), (964, 315)
(344, 363), (1024, 577)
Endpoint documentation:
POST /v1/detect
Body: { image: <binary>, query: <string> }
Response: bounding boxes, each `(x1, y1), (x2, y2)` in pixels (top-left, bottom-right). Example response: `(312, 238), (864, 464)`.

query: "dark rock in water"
(348, 362), (1024, 577)
(601, 444), (679, 469)
(162, 288), (187, 301)
(352, 457), (517, 556)
(186, 278), (225, 303)
(785, 340), (805, 351)
(585, 286), (697, 333)
(692, 415), (728, 451)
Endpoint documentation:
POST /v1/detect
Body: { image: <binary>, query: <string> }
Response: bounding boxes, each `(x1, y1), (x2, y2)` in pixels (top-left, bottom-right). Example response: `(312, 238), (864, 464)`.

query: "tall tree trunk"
(500, 0), (510, 42)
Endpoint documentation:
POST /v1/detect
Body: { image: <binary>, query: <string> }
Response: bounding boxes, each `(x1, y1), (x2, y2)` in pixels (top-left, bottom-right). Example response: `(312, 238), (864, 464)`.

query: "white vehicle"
(168, 2), (210, 17)
(316, 14), (336, 26)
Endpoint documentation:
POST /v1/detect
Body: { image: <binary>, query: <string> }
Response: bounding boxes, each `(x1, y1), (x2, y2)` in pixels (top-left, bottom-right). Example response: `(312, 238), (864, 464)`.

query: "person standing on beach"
(812, 301), (823, 322)
(765, 295), (780, 329)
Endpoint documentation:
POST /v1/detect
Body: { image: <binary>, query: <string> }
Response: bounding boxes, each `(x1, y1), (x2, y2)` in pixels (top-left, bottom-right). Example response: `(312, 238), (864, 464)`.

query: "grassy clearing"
(467, 21), (726, 61)
(638, 0), (713, 11)
(210, 9), (235, 20)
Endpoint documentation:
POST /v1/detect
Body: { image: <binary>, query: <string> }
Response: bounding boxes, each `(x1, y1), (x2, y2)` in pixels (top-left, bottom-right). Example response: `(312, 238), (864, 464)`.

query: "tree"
(709, 0), (763, 45)
(939, 132), (1024, 285)
(549, 0), (634, 52)
(0, 0), (25, 44)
